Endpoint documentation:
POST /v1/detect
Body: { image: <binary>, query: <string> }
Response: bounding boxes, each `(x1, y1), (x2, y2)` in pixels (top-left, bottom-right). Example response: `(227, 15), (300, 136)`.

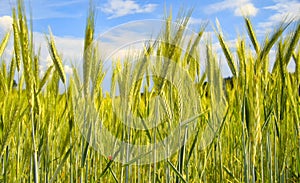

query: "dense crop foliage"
(0, 1), (299, 182)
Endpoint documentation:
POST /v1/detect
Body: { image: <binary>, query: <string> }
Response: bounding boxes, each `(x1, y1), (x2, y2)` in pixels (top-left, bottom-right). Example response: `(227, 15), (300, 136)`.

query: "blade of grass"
(50, 145), (73, 183)
(167, 160), (187, 183)
(0, 31), (10, 58)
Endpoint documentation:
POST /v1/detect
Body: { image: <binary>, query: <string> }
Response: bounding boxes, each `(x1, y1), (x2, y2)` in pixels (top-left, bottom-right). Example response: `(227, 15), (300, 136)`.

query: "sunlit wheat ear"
(284, 22), (300, 65)
(0, 32), (11, 90)
(244, 17), (260, 53)
(8, 57), (16, 91)
(38, 65), (54, 94)
(0, 65), (8, 94)
(186, 24), (207, 79)
(215, 18), (237, 77)
(90, 46), (97, 91)
(46, 27), (66, 85)
(17, 1), (35, 99)
(294, 49), (300, 89)
(236, 37), (246, 70)
(167, 12), (191, 61)
(0, 31), (10, 58)
(72, 65), (82, 93)
(12, 8), (21, 71)
(256, 22), (289, 73)
(33, 49), (41, 85)
(83, 5), (95, 98)
(90, 48), (105, 100)
(251, 76), (262, 168)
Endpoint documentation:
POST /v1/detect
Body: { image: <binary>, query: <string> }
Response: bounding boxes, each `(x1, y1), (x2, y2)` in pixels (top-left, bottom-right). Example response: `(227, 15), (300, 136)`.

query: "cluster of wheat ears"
(0, 1), (299, 182)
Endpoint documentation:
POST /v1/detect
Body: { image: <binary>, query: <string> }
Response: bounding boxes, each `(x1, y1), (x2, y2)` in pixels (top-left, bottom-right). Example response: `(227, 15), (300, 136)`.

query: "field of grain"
(0, 1), (299, 182)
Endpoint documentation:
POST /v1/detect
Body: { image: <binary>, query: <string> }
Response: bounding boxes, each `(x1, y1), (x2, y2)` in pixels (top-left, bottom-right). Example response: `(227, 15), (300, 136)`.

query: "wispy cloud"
(46, 0), (85, 8)
(188, 17), (206, 25)
(204, 0), (258, 17)
(234, 3), (258, 17)
(0, 0), (84, 20)
(100, 0), (157, 19)
(31, 0), (84, 20)
(0, 16), (13, 32)
(258, 0), (300, 32)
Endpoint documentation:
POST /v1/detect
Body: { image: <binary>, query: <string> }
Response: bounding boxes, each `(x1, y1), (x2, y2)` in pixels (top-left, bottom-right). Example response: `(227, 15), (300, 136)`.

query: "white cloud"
(100, 0), (157, 19)
(0, 16), (13, 32)
(234, 3), (258, 17)
(32, 32), (84, 63)
(188, 17), (206, 25)
(258, 0), (300, 32)
(204, 0), (258, 17)
(64, 65), (73, 75)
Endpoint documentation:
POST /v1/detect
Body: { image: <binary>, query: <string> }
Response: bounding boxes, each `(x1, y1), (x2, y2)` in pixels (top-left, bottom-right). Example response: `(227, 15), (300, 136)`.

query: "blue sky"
(1, 0), (299, 37)
(0, 0), (299, 81)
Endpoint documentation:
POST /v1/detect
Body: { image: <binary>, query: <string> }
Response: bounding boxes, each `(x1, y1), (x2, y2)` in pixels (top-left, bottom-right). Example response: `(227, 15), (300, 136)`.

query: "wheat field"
(0, 1), (299, 182)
